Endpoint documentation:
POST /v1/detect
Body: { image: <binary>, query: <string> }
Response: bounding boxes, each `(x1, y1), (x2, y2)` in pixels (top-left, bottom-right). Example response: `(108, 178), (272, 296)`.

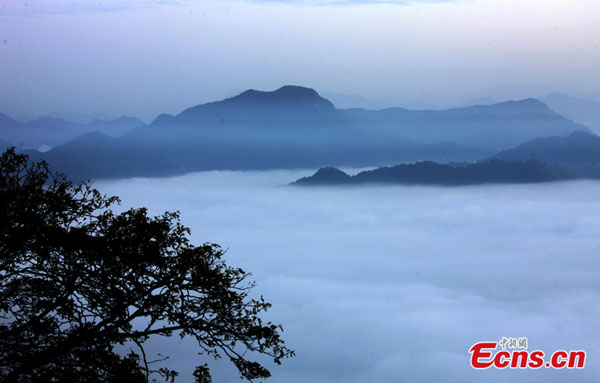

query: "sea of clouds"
(97, 170), (600, 382)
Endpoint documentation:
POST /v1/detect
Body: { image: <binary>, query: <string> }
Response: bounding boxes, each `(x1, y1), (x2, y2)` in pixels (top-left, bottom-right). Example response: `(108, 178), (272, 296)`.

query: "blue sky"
(1, 0), (599, 120)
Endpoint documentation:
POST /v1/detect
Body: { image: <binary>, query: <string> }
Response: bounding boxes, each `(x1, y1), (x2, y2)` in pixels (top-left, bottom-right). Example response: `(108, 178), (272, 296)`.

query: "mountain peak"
(469, 98), (554, 117)
(231, 85), (334, 109)
(505, 98), (549, 108)
(292, 167), (351, 185)
(314, 166), (349, 177)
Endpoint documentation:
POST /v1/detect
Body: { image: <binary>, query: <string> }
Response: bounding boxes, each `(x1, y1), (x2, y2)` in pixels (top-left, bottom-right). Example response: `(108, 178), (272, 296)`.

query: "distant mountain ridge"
(341, 97), (584, 150)
(151, 85), (342, 128)
(292, 130), (600, 186)
(493, 130), (600, 177)
(129, 86), (587, 157)
(456, 92), (600, 129)
(0, 113), (145, 149)
(292, 160), (575, 186)
(538, 93), (600, 128)
(10, 85), (592, 180)
(229, 86), (334, 107)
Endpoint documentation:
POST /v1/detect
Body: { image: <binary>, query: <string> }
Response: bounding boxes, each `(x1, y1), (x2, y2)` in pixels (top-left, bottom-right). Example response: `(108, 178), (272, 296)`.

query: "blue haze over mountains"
(292, 131), (600, 186)
(1, 85), (597, 181)
(0, 114), (145, 150)
(456, 92), (600, 131)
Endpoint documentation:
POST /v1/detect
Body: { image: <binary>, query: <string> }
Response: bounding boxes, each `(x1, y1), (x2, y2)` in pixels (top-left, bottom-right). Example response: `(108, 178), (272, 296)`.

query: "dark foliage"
(0, 148), (293, 382)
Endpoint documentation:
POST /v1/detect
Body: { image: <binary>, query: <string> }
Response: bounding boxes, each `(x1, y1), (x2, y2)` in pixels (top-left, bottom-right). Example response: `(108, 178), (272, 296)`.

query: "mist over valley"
(95, 170), (600, 382)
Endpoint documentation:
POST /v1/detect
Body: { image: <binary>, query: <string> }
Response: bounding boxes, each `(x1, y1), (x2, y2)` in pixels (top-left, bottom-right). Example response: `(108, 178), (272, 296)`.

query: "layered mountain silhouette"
(292, 160), (575, 186)
(140, 86), (584, 149)
(10, 85), (592, 180)
(539, 93), (600, 128)
(0, 113), (145, 149)
(23, 132), (180, 179)
(493, 130), (600, 177)
(342, 98), (585, 150)
(293, 130), (600, 186)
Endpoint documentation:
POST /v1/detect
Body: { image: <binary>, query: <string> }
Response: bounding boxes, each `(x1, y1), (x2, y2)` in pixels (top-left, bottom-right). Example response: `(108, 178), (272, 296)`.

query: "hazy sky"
(96, 170), (600, 382)
(1, 0), (599, 120)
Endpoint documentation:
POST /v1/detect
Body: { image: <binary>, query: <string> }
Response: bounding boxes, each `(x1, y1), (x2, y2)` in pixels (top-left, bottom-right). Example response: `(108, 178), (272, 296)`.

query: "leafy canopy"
(0, 148), (293, 382)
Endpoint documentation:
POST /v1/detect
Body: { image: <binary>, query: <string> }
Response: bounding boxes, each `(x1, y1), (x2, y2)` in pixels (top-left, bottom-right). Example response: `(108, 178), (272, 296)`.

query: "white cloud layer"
(97, 170), (600, 382)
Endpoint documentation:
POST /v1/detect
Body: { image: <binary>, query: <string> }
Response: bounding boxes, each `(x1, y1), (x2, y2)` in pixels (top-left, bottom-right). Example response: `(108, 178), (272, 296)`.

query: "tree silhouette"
(0, 148), (293, 382)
